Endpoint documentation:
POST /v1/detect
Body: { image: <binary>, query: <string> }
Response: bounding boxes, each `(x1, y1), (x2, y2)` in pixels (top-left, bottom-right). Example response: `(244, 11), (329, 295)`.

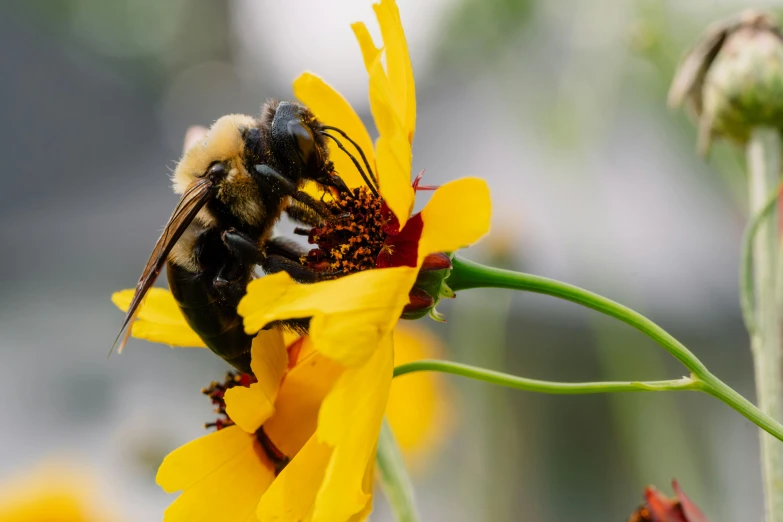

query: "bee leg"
(266, 236), (307, 261)
(260, 254), (322, 283)
(221, 228), (263, 263)
(255, 164), (338, 222)
(254, 165), (298, 195)
(289, 190), (340, 224)
(285, 200), (326, 228)
(213, 264), (247, 303)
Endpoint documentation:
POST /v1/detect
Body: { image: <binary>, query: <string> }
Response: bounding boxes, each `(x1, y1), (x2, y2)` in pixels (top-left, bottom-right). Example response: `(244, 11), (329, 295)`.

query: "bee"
(112, 100), (375, 373)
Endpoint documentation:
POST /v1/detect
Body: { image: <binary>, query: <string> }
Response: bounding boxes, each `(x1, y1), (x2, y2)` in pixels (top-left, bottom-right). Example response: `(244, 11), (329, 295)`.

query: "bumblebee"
(113, 100), (372, 373)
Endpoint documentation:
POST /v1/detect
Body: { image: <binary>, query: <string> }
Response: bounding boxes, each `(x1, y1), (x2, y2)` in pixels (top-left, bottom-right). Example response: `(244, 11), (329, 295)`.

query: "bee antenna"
(320, 126), (378, 187)
(321, 132), (379, 196)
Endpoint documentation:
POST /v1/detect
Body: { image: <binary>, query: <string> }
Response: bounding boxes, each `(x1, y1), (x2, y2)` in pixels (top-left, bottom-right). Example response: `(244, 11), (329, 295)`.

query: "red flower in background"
(628, 480), (709, 522)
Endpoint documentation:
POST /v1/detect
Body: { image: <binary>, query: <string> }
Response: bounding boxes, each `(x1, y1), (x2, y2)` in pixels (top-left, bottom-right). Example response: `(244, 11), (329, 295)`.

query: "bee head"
(172, 114), (265, 227)
(270, 101), (349, 193)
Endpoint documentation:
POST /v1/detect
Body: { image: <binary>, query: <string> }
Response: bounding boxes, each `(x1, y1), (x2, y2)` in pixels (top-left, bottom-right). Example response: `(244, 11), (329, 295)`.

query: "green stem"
(747, 127), (783, 522)
(376, 419), (421, 522)
(394, 360), (700, 394)
(740, 179), (782, 333)
(447, 255), (783, 442)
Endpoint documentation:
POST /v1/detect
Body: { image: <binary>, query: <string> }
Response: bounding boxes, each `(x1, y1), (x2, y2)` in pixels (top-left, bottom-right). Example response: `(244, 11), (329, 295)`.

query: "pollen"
(302, 186), (387, 276)
(202, 371), (257, 430)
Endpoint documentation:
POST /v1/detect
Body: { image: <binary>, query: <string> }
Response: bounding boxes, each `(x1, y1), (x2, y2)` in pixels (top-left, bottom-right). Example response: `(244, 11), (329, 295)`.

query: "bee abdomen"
(167, 262), (253, 373)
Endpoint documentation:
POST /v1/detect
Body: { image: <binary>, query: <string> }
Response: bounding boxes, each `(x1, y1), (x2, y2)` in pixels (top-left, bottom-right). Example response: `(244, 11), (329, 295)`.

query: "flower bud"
(669, 10), (783, 155)
(401, 253), (454, 320)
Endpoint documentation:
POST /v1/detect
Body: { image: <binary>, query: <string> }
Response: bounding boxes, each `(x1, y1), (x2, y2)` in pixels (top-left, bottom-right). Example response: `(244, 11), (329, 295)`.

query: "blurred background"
(0, 0), (779, 520)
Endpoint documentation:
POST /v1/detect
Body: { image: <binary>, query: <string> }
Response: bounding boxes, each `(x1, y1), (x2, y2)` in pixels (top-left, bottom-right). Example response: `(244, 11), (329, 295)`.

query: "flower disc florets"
(202, 371), (289, 474)
(202, 371), (256, 430)
(303, 187), (388, 276)
(300, 185), (455, 319)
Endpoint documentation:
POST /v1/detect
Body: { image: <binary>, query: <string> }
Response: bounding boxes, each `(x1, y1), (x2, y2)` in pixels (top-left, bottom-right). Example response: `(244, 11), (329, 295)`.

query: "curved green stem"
(449, 256), (708, 375)
(376, 419), (421, 522)
(740, 180), (782, 333)
(447, 255), (783, 442)
(394, 360), (700, 393)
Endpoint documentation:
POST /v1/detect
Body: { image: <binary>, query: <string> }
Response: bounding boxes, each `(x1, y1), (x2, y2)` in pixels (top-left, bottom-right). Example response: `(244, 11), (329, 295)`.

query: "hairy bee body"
(167, 226), (258, 371)
(115, 100), (350, 373)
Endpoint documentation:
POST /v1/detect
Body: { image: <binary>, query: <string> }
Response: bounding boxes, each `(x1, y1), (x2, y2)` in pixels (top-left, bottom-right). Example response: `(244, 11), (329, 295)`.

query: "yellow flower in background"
(387, 324), (454, 472)
(0, 463), (116, 522)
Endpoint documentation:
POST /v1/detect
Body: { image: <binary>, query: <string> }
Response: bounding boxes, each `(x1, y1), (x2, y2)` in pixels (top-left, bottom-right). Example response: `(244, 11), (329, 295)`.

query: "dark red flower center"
(202, 371), (289, 475)
(302, 186), (422, 276)
(202, 371), (256, 431)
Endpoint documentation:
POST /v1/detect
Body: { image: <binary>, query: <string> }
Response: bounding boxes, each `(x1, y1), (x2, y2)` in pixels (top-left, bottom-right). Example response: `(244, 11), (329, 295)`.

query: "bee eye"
(206, 162), (226, 182)
(288, 120), (316, 165)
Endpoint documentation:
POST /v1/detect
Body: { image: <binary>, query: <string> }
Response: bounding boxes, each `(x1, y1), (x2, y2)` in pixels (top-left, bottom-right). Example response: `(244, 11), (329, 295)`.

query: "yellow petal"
(112, 288), (205, 348)
(302, 180), (333, 203)
(418, 177), (492, 263)
(157, 426), (274, 522)
(308, 309), (393, 366)
(129, 321), (206, 348)
(386, 325), (453, 472)
(224, 329), (287, 433)
(376, 132), (414, 227)
(239, 267), (417, 367)
(367, 56), (404, 143)
(312, 336), (394, 521)
(257, 437), (332, 522)
(264, 337), (343, 457)
(347, 452), (376, 522)
(293, 73), (375, 190)
(351, 22), (381, 73)
(112, 288), (182, 324)
(373, 0), (416, 143)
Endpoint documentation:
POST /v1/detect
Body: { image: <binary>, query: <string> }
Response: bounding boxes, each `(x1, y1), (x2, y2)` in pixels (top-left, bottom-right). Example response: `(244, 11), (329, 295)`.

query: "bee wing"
(110, 178), (213, 355)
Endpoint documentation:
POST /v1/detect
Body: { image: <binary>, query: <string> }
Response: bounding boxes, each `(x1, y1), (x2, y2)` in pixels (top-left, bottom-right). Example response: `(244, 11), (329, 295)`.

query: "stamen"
(301, 187), (387, 276)
(202, 371), (257, 431)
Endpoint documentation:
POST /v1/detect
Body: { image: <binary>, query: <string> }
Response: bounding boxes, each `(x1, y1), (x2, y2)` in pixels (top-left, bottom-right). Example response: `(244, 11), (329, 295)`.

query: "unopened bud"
(669, 10), (783, 155)
(401, 253), (454, 320)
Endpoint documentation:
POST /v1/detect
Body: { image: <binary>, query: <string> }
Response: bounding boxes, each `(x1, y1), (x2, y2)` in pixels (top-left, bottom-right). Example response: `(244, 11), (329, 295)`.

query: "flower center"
(202, 371), (256, 430)
(302, 186), (389, 276)
(256, 427), (290, 476)
(202, 372), (290, 475)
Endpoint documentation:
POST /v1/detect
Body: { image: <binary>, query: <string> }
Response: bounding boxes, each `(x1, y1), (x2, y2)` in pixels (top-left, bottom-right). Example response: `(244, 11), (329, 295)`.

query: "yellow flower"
(156, 331), (343, 522)
(110, 289), (452, 517)
(112, 0), (487, 518)
(237, 0), (491, 519)
(0, 463), (116, 522)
